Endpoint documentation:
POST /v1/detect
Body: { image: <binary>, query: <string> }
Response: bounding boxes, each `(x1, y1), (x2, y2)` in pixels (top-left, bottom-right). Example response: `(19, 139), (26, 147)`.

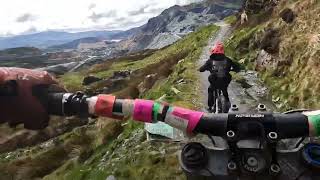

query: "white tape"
(122, 99), (134, 117)
(303, 110), (320, 116)
(87, 96), (98, 115)
(164, 110), (188, 133)
(62, 93), (74, 115)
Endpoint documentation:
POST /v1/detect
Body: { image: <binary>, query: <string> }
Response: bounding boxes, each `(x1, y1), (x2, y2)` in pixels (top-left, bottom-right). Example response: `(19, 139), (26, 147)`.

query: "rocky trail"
(198, 22), (277, 114)
(195, 22), (277, 148)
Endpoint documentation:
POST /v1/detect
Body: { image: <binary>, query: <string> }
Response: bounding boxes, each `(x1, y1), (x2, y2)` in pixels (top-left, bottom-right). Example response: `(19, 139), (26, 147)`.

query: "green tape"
(309, 115), (320, 136)
(153, 102), (161, 123)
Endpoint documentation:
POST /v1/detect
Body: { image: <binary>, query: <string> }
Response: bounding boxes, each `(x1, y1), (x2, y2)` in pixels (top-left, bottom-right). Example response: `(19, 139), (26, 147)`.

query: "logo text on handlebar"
(235, 114), (265, 118)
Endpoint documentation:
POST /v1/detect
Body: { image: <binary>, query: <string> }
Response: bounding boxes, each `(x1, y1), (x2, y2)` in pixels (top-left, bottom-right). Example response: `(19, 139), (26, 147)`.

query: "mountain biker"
(199, 42), (240, 113)
(0, 67), (65, 130)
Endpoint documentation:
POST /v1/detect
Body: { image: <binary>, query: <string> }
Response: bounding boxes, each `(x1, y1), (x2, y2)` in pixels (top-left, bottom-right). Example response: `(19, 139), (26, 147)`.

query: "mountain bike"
(46, 92), (320, 180)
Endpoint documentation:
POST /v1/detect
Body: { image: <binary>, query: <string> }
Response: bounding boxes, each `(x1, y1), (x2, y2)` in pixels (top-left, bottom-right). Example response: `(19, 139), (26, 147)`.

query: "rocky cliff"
(225, 0), (320, 110)
(116, 0), (242, 52)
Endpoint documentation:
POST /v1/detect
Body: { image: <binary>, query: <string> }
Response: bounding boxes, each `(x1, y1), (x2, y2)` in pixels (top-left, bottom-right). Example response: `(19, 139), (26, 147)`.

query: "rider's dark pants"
(208, 75), (231, 108)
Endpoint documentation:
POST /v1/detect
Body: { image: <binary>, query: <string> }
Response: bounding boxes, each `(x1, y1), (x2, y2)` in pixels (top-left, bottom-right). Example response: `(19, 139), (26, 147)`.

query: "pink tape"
(172, 107), (204, 133)
(133, 99), (154, 123)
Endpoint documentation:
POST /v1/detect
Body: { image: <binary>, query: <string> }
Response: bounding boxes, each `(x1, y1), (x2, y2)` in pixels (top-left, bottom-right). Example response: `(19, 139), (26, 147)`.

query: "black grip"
(47, 93), (89, 117)
(113, 99), (124, 114)
(274, 113), (309, 139)
(47, 93), (65, 116)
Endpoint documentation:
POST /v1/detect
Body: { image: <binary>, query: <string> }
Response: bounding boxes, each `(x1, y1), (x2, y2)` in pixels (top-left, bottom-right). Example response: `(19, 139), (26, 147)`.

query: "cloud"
(21, 26), (38, 35)
(16, 13), (36, 23)
(144, 7), (168, 14)
(128, 5), (149, 16)
(127, 2), (159, 16)
(115, 17), (127, 22)
(88, 3), (96, 10)
(176, 0), (203, 4)
(0, 0), (205, 37)
(89, 10), (117, 22)
(99, 18), (147, 30)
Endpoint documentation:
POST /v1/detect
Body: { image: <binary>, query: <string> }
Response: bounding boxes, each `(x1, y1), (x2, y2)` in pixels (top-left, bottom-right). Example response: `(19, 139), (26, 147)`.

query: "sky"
(0, 0), (202, 37)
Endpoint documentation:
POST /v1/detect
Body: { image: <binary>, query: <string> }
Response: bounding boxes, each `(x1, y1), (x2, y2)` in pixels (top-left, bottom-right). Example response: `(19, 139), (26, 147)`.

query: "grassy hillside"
(224, 0), (320, 110)
(0, 25), (219, 180)
(0, 47), (42, 56)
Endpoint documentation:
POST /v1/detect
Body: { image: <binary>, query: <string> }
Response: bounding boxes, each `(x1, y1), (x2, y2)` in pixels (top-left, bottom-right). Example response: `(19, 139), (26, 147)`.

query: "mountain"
(49, 37), (102, 50)
(0, 0), (241, 52)
(115, 0), (242, 52)
(0, 30), (122, 50)
(43, 0), (242, 61)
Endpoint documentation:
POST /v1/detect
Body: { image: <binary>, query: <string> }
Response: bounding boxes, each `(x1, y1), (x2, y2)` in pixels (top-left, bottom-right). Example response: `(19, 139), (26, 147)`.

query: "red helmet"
(211, 42), (224, 54)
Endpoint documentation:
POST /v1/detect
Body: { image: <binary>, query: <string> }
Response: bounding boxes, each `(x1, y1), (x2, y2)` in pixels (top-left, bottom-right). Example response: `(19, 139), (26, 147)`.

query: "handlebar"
(47, 93), (317, 139)
(46, 93), (320, 179)
(1, 78), (320, 179)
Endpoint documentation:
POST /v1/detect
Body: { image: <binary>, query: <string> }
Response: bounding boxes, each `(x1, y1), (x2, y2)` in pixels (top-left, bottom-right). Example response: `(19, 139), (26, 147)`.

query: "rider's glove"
(0, 67), (66, 130)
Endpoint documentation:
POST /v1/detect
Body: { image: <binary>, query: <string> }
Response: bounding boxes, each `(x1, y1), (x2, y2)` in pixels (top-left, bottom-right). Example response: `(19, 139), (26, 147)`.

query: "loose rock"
(280, 8), (295, 23)
(82, 75), (102, 85)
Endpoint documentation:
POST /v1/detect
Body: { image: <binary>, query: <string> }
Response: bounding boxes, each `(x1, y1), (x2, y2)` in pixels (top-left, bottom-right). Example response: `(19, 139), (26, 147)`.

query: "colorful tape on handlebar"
(309, 115), (320, 136)
(153, 102), (161, 123)
(133, 99), (154, 123)
(122, 99), (134, 117)
(94, 95), (123, 120)
(164, 106), (204, 134)
(172, 107), (204, 133)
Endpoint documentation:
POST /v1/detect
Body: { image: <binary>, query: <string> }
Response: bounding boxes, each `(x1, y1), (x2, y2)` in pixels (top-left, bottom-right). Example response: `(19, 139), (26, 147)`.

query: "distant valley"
(0, 30), (126, 50)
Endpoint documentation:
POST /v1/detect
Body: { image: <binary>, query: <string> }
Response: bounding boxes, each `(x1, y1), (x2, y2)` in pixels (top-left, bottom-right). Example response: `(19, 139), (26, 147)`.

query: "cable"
(295, 137), (305, 148)
(205, 167), (216, 177)
(208, 135), (216, 146)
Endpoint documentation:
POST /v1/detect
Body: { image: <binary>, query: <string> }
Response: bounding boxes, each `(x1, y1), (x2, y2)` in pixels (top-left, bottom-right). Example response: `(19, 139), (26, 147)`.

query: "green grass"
(216, 1), (243, 9)
(224, 15), (237, 24)
(59, 72), (84, 92)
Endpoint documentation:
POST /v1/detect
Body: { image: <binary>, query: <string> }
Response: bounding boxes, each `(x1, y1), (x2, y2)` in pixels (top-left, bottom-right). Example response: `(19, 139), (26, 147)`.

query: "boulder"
(82, 75), (102, 85)
(106, 175), (117, 180)
(138, 74), (158, 94)
(255, 50), (276, 71)
(260, 28), (280, 54)
(112, 70), (131, 79)
(245, 0), (278, 14)
(245, 0), (265, 13)
(280, 8), (295, 23)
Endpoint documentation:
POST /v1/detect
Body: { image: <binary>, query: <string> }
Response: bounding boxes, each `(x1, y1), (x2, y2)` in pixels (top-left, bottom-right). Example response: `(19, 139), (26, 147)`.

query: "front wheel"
(219, 94), (230, 113)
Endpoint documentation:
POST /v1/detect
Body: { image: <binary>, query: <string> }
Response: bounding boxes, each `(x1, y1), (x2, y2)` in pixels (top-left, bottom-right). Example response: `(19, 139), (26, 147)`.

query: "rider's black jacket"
(199, 54), (240, 74)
